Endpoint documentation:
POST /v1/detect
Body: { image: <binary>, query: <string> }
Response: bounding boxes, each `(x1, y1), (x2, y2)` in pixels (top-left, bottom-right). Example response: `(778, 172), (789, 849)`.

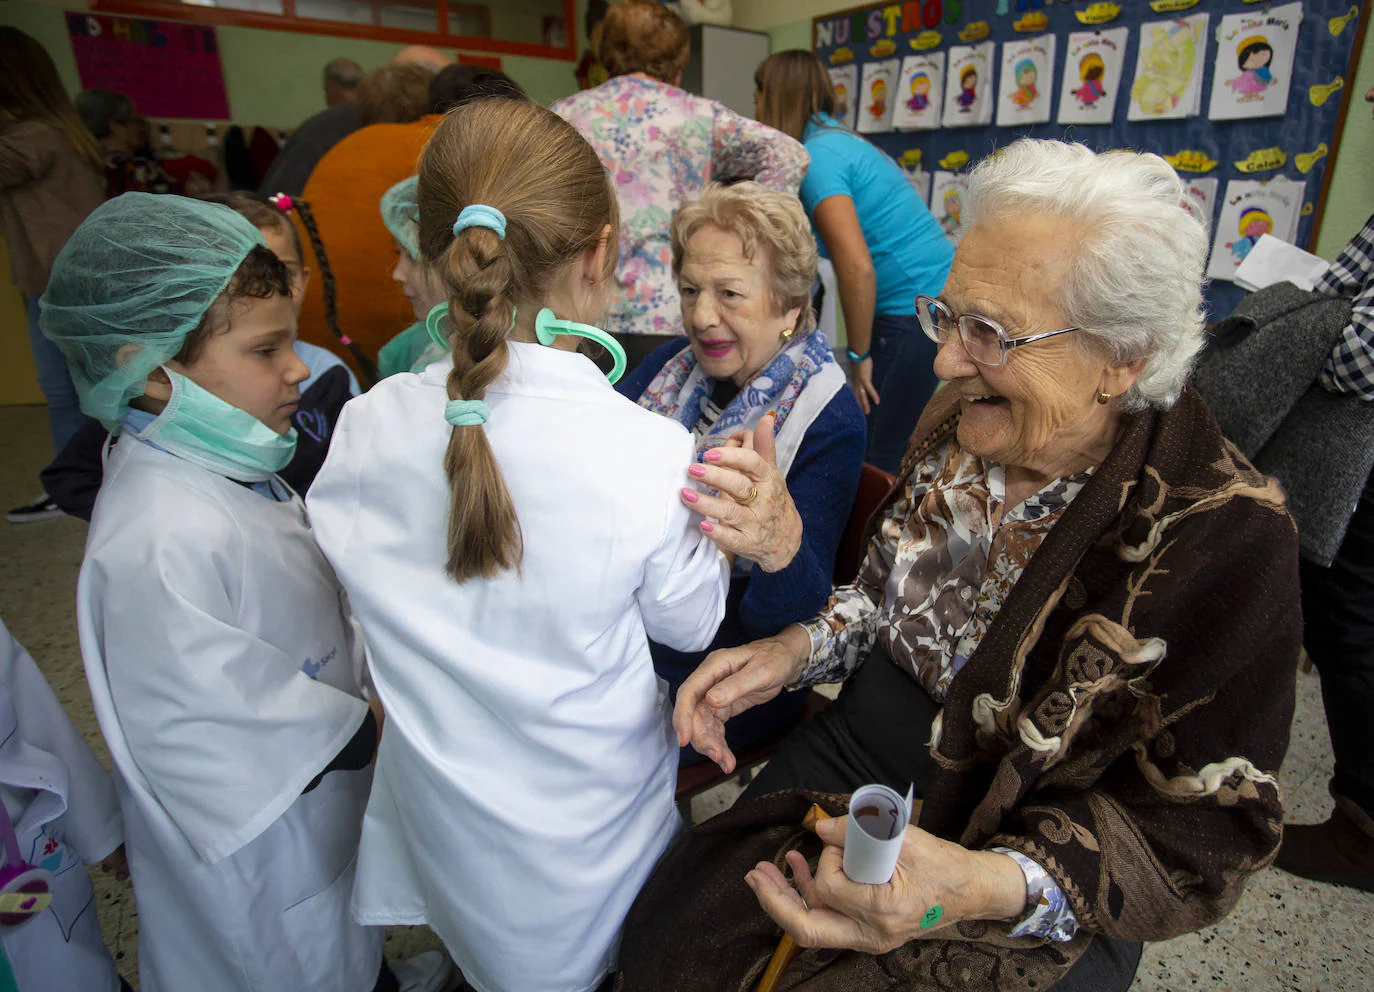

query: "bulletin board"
(812, 0), (1369, 318)
(66, 11), (231, 121)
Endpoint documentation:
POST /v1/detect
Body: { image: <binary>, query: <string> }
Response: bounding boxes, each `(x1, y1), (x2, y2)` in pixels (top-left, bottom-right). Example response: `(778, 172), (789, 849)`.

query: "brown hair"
(597, 0), (690, 83)
(199, 191), (302, 261)
(417, 98), (619, 583)
(753, 50), (835, 142)
(671, 182), (818, 337)
(174, 246), (292, 366)
(355, 63), (435, 125)
(0, 27), (105, 171)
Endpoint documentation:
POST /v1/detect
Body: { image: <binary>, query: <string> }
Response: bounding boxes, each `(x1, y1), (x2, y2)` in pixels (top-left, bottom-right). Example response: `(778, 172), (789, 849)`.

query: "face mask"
(425, 303), (627, 384)
(127, 368), (297, 482)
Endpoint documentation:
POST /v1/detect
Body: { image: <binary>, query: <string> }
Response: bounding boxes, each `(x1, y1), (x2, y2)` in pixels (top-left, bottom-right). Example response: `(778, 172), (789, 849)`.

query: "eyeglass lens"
(917, 297), (1004, 365)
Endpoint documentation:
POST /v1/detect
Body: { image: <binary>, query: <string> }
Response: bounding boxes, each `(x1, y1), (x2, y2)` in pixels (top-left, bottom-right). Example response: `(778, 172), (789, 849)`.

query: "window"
(92, 0), (575, 60)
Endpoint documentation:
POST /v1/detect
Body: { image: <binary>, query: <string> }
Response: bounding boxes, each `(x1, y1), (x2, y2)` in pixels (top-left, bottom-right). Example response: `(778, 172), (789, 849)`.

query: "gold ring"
(738, 484), (759, 506)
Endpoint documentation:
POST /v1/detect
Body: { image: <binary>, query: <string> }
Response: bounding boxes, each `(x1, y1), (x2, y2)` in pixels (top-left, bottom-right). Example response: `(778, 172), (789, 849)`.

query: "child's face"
(391, 240), (445, 322)
(260, 224), (310, 316)
(169, 295), (308, 434)
(962, 72), (977, 92)
(914, 78), (930, 95)
(1243, 48), (1271, 70)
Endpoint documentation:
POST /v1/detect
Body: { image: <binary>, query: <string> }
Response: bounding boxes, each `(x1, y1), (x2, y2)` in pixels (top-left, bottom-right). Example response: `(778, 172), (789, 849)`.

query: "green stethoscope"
(425, 302), (627, 385)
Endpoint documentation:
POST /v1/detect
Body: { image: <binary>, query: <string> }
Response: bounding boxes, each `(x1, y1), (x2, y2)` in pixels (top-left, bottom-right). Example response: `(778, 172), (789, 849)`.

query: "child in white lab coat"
(0, 619), (125, 992)
(306, 99), (730, 992)
(39, 194), (451, 992)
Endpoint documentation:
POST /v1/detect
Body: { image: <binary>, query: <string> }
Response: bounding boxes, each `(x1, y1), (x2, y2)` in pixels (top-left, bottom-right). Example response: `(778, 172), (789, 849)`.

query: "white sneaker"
(391, 950), (456, 992)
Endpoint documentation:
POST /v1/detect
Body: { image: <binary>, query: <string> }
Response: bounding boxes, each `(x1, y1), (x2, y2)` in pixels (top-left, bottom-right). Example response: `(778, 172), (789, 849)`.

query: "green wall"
(0, 0), (582, 125)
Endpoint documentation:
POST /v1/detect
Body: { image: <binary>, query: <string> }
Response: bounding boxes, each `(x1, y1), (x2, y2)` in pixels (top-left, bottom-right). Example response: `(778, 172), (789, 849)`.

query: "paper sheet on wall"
(942, 42), (996, 128)
(893, 53), (946, 131)
(1233, 234), (1330, 292)
(1207, 2), (1303, 120)
(828, 65), (859, 130)
(1181, 176), (1220, 233)
(1128, 14), (1210, 121)
(858, 59), (900, 134)
(1206, 177), (1305, 282)
(907, 168), (932, 205)
(1057, 28), (1129, 126)
(997, 36), (1056, 127)
(931, 171), (971, 245)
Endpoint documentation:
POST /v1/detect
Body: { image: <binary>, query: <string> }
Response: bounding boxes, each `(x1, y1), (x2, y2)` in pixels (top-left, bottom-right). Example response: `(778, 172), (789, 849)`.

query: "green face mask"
(127, 368), (297, 482)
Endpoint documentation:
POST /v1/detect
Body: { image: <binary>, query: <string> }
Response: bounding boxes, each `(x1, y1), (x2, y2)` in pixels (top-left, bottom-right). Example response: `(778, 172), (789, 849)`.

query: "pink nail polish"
(705, 449), (722, 462)
(688, 464), (707, 477)
(680, 488), (699, 503)
(701, 521), (714, 532)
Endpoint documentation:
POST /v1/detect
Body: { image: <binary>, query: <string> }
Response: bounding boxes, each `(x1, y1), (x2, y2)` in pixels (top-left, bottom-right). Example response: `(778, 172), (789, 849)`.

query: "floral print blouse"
(552, 76), (809, 336)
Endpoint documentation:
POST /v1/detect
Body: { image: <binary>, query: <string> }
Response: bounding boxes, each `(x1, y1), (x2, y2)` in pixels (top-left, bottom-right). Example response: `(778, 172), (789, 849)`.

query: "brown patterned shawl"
(616, 385), (1301, 992)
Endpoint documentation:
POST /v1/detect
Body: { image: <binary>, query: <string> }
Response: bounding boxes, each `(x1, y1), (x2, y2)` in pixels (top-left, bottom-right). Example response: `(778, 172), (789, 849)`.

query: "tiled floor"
(3, 403), (1372, 990)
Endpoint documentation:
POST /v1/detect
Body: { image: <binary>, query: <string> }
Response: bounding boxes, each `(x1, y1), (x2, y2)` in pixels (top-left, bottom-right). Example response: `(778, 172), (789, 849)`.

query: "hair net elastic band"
(453, 205), (506, 240)
(445, 399), (489, 426)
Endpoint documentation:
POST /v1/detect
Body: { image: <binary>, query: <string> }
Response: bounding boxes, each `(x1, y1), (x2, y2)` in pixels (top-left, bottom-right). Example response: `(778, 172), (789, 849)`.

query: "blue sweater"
(618, 338), (866, 673)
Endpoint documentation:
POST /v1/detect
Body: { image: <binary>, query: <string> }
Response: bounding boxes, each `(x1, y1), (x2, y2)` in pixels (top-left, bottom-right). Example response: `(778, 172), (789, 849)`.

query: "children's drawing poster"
(1128, 14), (1210, 121)
(66, 13), (230, 119)
(1207, 3), (1304, 120)
(931, 171), (971, 245)
(1206, 177), (1305, 281)
(858, 59), (900, 134)
(1057, 28), (1129, 127)
(997, 36), (1056, 128)
(1181, 177), (1219, 232)
(942, 43), (996, 129)
(893, 53), (946, 131)
(828, 65), (858, 130)
(908, 168), (932, 205)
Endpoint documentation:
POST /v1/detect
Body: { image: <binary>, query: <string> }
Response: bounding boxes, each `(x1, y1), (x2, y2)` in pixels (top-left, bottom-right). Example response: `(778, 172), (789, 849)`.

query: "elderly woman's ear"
(1100, 356), (1147, 404)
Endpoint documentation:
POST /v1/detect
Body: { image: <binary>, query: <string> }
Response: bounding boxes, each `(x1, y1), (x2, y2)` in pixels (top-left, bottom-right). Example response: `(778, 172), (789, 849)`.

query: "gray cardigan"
(1192, 280), (1374, 566)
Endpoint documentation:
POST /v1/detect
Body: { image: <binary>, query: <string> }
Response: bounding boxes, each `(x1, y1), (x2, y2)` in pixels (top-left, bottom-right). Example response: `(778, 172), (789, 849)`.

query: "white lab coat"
(307, 343), (728, 992)
(0, 620), (123, 992)
(76, 439), (384, 992)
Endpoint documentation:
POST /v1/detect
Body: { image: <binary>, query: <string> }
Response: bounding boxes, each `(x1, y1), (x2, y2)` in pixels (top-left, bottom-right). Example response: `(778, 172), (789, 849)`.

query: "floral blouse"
(797, 436), (1091, 943)
(552, 76), (809, 336)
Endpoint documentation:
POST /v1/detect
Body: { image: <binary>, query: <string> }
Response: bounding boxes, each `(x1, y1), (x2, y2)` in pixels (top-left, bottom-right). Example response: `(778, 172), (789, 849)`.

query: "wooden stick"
(754, 805), (834, 992)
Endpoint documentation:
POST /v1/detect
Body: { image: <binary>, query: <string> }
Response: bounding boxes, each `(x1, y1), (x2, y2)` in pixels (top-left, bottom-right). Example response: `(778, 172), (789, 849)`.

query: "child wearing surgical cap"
(40, 193), (452, 992)
(376, 176), (449, 378)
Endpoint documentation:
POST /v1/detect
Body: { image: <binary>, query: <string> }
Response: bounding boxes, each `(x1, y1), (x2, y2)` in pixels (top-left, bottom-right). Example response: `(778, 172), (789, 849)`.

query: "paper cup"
(842, 783), (912, 884)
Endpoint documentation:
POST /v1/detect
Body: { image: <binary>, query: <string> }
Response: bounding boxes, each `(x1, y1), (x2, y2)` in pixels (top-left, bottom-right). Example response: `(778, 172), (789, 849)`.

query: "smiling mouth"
(965, 393), (1008, 407)
(699, 340), (734, 357)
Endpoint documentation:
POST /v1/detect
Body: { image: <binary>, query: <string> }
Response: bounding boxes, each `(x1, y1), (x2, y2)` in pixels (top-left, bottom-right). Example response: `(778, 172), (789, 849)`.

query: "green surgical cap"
(40, 192), (265, 427)
(381, 176), (421, 260)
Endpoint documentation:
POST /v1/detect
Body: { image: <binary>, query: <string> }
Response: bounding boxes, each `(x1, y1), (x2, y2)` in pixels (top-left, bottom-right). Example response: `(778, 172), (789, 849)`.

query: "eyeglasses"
(915, 295), (1080, 367)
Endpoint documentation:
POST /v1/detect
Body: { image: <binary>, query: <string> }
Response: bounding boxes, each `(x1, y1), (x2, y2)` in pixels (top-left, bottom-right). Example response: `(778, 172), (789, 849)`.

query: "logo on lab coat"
(301, 645), (338, 680)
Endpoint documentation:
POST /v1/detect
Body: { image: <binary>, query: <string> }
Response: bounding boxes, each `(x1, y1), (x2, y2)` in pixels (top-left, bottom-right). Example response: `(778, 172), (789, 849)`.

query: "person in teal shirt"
(755, 50), (954, 472)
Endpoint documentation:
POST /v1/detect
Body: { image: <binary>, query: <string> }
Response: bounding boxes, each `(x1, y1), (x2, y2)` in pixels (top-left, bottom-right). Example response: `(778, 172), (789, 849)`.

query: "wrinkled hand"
(850, 358), (880, 415)
(680, 412), (803, 572)
(673, 626), (810, 773)
(745, 817), (1028, 954)
(101, 845), (130, 882)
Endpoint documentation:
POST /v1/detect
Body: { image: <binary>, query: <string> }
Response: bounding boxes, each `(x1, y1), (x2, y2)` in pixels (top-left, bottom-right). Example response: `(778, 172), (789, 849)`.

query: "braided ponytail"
(295, 197), (382, 385)
(418, 98), (619, 583)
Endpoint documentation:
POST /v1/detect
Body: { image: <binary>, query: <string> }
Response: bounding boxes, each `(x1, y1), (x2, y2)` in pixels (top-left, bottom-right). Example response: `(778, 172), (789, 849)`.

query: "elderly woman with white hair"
(614, 139), (1302, 992)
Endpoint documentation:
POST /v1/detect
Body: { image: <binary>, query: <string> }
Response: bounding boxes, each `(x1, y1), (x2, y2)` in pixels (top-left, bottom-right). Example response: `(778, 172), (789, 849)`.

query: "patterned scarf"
(635, 329), (844, 474)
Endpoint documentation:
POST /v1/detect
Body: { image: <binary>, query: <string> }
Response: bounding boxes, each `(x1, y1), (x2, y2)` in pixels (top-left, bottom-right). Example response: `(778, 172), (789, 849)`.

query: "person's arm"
(710, 103), (809, 193)
(1318, 218), (1374, 399)
(734, 394), (866, 641)
(813, 195), (880, 414)
(0, 124), (56, 189)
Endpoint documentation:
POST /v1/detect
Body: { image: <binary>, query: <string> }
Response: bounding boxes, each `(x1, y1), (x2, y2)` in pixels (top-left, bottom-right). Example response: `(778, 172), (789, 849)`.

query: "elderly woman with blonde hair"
(618, 180), (865, 764)
(553, 0), (808, 339)
(616, 139), (1302, 992)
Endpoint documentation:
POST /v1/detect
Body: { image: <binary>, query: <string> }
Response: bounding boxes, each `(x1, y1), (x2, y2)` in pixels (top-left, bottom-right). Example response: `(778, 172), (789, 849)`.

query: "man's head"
(393, 46), (454, 72)
(324, 57), (363, 106)
(428, 64), (526, 115)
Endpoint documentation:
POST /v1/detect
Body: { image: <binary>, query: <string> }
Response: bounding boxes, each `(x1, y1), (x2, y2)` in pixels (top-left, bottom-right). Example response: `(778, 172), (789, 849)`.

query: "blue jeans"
(865, 312), (939, 474)
(26, 293), (85, 454)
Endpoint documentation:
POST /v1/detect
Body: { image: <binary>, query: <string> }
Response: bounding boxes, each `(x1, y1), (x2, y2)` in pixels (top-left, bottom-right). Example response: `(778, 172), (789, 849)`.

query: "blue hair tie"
(452, 204), (507, 240)
(445, 399), (490, 427)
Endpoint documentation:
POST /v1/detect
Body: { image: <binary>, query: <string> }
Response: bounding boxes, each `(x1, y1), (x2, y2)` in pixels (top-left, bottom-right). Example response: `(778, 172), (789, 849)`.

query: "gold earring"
(780, 325), (794, 342)
(1096, 390), (1111, 405)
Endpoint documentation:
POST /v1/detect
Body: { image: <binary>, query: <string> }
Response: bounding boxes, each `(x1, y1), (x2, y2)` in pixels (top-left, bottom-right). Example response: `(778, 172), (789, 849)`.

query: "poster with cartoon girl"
(892, 52), (945, 130)
(857, 58), (899, 134)
(1057, 28), (1128, 126)
(828, 64), (858, 130)
(997, 36), (1055, 126)
(1206, 177), (1305, 281)
(942, 42), (995, 128)
(1208, 3), (1303, 120)
(1181, 177), (1219, 233)
(931, 171), (971, 245)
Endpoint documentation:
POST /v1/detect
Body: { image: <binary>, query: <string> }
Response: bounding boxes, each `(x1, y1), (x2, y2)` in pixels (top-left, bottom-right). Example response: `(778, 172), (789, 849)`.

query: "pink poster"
(66, 13), (231, 120)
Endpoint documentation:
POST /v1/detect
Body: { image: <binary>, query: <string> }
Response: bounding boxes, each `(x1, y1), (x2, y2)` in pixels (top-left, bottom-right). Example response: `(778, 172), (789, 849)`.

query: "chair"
(674, 462), (897, 817)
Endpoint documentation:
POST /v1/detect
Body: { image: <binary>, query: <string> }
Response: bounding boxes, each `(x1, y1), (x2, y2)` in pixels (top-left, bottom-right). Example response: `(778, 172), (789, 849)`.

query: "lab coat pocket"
(281, 852), (360, 979)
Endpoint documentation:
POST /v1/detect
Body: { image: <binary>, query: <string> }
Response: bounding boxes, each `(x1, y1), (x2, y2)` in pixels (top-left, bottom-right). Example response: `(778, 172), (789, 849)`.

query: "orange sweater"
(297, 116), (440, 381)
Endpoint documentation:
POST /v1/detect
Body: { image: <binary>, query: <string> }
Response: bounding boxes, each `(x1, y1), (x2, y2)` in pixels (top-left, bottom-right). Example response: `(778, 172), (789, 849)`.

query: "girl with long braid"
(306, 99), (737, 992)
